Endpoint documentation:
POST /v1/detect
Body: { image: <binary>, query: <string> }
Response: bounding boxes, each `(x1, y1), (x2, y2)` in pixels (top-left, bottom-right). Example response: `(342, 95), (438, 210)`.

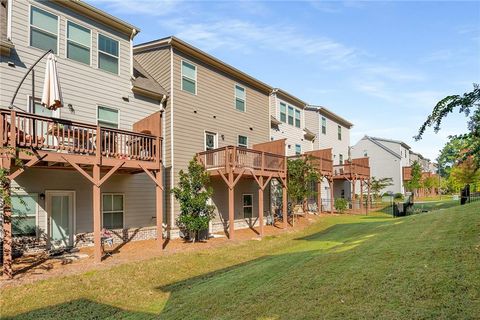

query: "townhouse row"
(352, 135), (438, 195)
(0, 0), (368, 272)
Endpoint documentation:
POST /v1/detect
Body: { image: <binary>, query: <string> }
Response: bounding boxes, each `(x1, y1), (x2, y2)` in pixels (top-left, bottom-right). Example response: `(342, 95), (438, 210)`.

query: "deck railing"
(333, 162), (370, 178)
(197, 146), (286, 174)
(291, 154), (333, 174)
(0, 109), (160, 162)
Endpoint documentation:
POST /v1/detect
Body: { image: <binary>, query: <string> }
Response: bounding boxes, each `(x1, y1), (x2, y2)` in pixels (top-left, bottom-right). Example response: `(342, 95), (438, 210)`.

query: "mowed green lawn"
(2, 202), (479, 320)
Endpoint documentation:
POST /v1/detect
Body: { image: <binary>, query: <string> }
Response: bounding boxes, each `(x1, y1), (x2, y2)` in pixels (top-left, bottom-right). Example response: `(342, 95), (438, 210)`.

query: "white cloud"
(88, 0), (184, 17)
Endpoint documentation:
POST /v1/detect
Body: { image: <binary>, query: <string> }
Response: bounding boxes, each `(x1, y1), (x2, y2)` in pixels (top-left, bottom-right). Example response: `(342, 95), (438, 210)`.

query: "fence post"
(9, 111), (16, 147)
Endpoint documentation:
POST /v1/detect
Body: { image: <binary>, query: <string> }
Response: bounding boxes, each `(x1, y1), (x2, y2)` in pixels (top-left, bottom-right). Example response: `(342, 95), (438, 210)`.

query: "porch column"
(329, 179), (334, 214)
(228, 171), (235, 239)
(360, 179), (364, 211)
(258, 176), (264, 237)
(2, 157), (13, 279)
(317, 178), (322, 214)
(282, 182), (288, 228)
(352, 178), (356, 211)
(93, 164), (101, 263)
(367, 179), (371, 213)
(156, 167), (163, 248)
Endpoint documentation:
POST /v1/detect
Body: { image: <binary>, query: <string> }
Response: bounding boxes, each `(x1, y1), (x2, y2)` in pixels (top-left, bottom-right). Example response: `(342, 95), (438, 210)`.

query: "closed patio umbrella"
(41, 52), (63, 111)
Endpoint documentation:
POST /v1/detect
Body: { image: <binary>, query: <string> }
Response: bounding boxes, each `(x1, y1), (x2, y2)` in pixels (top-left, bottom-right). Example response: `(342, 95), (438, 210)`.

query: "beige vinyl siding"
(316, 112), (350, 164)
(171, 49), (270, 223)
(1, 1), (163, 237)
(270, 94), (311, 156)
(11, 168), (156, 236)
(304, 109), (320, 149)
(1, 0), (159, 131)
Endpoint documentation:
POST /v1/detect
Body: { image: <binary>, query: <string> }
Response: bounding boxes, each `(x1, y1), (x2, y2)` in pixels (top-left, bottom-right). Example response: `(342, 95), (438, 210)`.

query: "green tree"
(369, 177), (394, 199)
(405, 161), (422, 195)
(171, 157), (215, 243)
(287, 157), (319, 210)
(415, 84), (480, 164)
(436, 136), (471, 178)
(450, 157), (480, 188)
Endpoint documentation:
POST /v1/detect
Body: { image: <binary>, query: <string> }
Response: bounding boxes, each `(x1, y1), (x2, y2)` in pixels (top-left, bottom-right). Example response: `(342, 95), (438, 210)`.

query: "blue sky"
(91, 0), (480, 161)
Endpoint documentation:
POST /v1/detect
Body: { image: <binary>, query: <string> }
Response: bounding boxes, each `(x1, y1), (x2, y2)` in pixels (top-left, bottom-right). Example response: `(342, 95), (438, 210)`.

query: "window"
(279, 102), (287, 122)
(238, 135), (248, 148)
(288, 106), (294, 125)
(12, 194), (38, 236)
(67, 21), (91, 65)
(295, 109), (301, 128)
(30, 6), (58, 53)
(102, 194), (124, 229)
(243, 194), (253, 218)
(98, 106), (119, 128)
(205, 132), (217, 151)
(339, 154), (344, 165)
(235, 85), (246, 112)
(337, 125), (342, 140)
(295, 144), (301, 155)
(321, 117), (326, 134)
(181, 60), (196, 94)
(98, 34), (119, 74)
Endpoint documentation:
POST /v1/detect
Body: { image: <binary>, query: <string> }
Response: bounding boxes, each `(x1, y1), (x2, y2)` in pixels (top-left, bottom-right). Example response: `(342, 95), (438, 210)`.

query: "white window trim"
(237, 135), (248, 148)
(101, 193), (125, 230)
(279, 102), (287, 123)
(338, 125), (342, 141)
(65, 19), (92, 66)
(242, 194), (253, 218)
(97, 33), (121, 75)
(294, 108), (301, 128)
(295, 144), (302, 155)
(181, 59), (197, 95)
(204, 131), (218, 151)
(28, 4), (60, 55)
(97, 105), (120, 129)
(234, 84), (246, 112)
(321, 117), (327, 134)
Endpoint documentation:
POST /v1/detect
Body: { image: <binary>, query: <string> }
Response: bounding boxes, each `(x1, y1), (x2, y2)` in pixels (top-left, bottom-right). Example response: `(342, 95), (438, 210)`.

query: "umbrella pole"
(10, 49), (52, 109)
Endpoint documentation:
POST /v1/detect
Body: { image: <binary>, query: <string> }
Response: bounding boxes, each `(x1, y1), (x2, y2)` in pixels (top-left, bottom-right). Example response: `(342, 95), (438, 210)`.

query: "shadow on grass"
(7, 219), (398, 319)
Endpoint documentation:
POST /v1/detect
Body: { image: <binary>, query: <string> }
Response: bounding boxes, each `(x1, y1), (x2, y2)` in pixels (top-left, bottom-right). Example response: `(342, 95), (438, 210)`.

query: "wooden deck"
(0, 109), (161, 171)
(333, 157), (370, 180)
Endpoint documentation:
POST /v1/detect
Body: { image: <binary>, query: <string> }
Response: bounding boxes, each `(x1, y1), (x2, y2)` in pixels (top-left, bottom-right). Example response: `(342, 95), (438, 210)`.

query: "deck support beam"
(2, 157), (13, 279)
(258, 176), (264, 237)
(92, 164), (101, 263)
(367, 179), (371, 213)
(329, 179), (334, 214)
(228, 171), (235, 239)
(282, 182), (288, 228)
(317, 178), (322, 214)
(140, 164), (164, 249)
(360, 179), (364, 211)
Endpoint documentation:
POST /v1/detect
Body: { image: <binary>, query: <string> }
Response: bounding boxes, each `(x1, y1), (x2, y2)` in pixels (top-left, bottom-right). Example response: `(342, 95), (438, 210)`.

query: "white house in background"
(351, 136), (411, 194)
(410, 151), (436, 173)
(269, 88), (316, 156)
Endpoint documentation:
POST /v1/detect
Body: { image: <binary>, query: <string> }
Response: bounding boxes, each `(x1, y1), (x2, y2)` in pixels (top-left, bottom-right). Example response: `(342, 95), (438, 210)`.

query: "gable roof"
(132, 58), (168, 100)
(369, 136), (411, 150)
(305, 105), (353, 129)
(363, 135), (401, 159)
(272, 88), (307, 108)
(53, 0), (140, 36)
(134, 36), (272, 94)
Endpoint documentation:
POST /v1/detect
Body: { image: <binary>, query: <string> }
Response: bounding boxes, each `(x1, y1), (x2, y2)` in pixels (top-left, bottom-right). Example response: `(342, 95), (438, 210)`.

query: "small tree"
(405, 161), (422, 196)
(287, 157), (319, 211)
(370, 177), (394, 199)
(171, 157), (215, 243)
(450, 157), (480, 188)
(334, 198), (348, 213)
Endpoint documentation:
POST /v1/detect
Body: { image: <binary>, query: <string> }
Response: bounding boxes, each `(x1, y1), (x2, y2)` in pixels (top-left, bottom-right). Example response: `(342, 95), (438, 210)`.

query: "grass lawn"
(2, 202), (479, 319)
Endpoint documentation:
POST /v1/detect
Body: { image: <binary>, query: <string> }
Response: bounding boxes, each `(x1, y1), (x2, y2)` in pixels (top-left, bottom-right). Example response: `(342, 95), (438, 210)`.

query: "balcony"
(197, 146), (286, 177)
(333, 157), (370, 180)
(0, 109), (161, 171)
(303, 149), (333, 176)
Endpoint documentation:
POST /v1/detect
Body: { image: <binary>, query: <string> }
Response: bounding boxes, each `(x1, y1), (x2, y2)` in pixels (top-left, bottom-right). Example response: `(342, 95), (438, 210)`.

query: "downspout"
(160, 94), (167, 112)
(7, 0), (12, 40)
(129, 28), (138, 78)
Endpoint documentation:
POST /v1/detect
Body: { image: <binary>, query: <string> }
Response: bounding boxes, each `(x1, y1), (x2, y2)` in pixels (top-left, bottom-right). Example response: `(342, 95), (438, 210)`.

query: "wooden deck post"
(329, 179), (334, 214)
(282, 182), (287, 228)
(93, 164), (101, 263)
(352, 178), (356, 211)
(258, 176), (264, 237)
(367, 179), (371, 213)
(360, 179), (364, 211)
(228, 171), (235, 239)
(156, 167), (163, 249)
(2, 157), (13, 279)
(317, 179), (322, 214)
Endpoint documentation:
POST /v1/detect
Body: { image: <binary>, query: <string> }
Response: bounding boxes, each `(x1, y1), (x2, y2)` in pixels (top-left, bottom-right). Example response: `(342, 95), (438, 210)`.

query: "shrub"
(394, 193), (404, 200)
(334, 198), (348, 213)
